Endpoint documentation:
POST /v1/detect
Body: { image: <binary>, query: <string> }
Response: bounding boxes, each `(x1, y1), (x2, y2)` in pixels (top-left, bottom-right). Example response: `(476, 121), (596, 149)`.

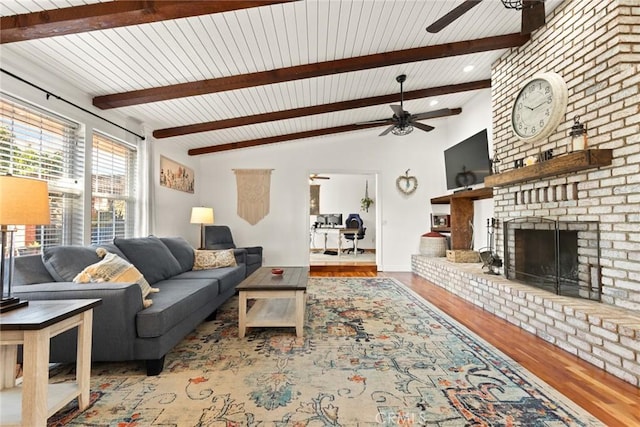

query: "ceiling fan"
(309, 174), (330, 182)
(426, 0), (545, 35)
(358, 74), (453, 136)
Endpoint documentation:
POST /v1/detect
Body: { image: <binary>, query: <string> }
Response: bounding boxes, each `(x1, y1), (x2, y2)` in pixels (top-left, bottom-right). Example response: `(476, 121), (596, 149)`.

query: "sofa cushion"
(174, 265), (246, 294)
(114, 236), (182, 284)
(73, 249), (158, 308)
(42, 246), (101, 282)
(193, 249), (237, 270)
(136, 278), (219, 338)
(159, 237), (195, 273)
(93, 243), (129, 261)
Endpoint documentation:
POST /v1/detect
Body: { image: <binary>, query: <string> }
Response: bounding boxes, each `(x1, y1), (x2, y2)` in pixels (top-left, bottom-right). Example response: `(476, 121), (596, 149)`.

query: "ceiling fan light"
(501, 0), (523, 10)
(391, 124), (414, 136)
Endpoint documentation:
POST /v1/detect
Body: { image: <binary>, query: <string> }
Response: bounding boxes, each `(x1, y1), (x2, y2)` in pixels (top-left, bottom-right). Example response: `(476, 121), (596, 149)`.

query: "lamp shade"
(190, 207), (214, 224)
(0, 175), (50, 225)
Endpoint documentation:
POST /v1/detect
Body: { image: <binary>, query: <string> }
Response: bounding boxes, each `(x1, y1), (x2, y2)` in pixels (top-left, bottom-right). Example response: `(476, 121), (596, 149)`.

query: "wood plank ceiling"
(0, 0), (563, 155)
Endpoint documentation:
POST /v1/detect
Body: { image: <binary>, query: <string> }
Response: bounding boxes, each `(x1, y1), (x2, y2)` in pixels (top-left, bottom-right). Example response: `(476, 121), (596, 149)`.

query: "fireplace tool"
(479, 217), (502, 275)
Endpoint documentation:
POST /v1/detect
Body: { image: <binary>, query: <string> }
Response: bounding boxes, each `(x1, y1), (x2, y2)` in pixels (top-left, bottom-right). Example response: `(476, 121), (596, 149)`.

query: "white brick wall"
(491, 0), (640, 311)
(412, 255), (640, 386)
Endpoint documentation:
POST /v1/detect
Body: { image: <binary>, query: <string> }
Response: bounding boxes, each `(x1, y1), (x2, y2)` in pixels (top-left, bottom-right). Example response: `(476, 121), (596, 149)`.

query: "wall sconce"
(190, 207), (214, 250)
(569, 116), (588, 152)
(0, 175), (51, 312)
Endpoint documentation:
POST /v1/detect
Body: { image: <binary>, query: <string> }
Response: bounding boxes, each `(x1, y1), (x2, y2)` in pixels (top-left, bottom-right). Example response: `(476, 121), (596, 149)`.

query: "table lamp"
(190, 207), (214, 250)
(0, 175), (51, 312)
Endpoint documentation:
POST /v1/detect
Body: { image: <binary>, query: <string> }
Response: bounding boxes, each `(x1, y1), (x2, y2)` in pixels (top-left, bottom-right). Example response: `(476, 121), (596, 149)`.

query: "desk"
(1, 299), (101, 426)
(312, 227), (360, 256)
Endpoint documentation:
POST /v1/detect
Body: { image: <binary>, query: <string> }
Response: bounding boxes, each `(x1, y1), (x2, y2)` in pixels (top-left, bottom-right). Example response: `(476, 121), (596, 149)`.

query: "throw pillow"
(42, 246), (102, 282)
(73, 248), (159, 308)
(113, 236), (182, 284)
(193, 249), (237, 270)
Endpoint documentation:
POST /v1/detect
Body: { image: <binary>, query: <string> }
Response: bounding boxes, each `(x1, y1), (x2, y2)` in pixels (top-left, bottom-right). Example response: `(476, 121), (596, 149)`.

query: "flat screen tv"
(444, 129), (491, 191)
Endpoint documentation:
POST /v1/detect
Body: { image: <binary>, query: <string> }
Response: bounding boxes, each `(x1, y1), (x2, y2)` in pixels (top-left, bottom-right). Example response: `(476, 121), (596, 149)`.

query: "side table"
(0, 299), (101, 426)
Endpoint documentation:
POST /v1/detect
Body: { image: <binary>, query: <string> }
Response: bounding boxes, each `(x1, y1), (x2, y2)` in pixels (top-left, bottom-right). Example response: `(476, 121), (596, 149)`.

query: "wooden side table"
(0, 299), (101, 426)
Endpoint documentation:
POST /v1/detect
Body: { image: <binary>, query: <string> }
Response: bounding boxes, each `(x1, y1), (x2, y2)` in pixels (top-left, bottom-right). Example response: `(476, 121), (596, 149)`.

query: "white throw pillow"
(73, 248), (159, 308)
(193, 249), (237, 270)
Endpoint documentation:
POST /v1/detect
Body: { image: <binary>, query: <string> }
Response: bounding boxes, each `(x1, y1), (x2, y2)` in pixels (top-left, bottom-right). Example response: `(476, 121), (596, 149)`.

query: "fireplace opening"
(504, 218), (601, 301)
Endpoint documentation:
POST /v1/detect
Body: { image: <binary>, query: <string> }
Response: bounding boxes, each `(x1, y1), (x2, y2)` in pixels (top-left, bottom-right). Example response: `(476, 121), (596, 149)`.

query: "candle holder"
(568, 116), (588, 152)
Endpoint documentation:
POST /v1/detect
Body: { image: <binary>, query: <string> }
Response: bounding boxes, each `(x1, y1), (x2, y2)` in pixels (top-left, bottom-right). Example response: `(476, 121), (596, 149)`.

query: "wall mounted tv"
(444, 129), (491, 191)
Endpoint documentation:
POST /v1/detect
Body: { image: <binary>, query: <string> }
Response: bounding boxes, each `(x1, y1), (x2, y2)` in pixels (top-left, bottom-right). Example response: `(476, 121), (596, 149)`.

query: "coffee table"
(236, 267), (308, 338)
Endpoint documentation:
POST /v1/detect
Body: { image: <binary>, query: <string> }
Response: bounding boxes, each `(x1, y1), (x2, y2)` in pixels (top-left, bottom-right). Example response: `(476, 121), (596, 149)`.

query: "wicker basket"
(419, 235), (447, 257)
(446, 250), (480, 263)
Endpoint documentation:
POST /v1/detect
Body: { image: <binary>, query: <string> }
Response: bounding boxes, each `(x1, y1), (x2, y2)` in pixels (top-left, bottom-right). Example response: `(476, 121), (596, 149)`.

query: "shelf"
(430, 187), (493, 204)
(431, 227), (451, 233)
(484, 149), (612, 187)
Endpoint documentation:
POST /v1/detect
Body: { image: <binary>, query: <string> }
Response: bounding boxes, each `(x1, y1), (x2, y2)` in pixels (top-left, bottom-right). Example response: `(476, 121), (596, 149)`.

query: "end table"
(0, 299), (101, 426)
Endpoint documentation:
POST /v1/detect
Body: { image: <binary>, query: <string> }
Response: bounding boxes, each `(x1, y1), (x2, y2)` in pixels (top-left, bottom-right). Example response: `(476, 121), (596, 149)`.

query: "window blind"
(91, 131), (136, 244)
(0, 93), (84, 252)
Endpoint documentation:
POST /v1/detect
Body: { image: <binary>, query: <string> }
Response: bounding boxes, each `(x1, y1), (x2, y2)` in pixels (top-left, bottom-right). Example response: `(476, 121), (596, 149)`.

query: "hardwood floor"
(309, 270), (640, 426)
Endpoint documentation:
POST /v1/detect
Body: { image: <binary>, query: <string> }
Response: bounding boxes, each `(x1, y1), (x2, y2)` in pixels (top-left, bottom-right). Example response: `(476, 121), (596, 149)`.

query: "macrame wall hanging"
(233, 169), (273, 225)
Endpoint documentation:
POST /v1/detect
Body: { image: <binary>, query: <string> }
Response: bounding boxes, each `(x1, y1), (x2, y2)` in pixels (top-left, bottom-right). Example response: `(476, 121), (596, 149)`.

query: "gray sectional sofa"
(12, 235), (259, 375)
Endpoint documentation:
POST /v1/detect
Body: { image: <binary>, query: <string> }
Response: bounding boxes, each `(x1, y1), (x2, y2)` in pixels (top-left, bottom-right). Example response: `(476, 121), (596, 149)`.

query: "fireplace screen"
(503, 217), (601, 301)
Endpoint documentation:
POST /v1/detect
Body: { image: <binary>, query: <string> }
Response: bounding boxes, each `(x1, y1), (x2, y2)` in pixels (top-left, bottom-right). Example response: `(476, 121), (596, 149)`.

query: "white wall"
(155, 89), (493, 271)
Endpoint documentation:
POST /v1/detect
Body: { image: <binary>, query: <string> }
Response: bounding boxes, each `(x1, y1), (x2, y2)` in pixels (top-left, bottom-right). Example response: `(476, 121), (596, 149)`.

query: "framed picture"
(160, 155), (194, 193)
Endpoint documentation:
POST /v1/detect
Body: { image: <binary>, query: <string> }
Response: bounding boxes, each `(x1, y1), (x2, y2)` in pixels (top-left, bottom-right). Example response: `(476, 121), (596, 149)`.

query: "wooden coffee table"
(236, 267), (308, 338)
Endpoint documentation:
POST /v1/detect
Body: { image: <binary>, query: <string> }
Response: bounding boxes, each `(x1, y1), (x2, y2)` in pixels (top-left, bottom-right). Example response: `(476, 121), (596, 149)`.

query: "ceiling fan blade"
(355, 119), (393, 125)
(413, 122), (435, 133)
(426, 0), (483, 33)
(411, 108), (460, 120)
(390, 104), (405, 117)
(379, 125), (396, 136)
(521, 0), (545, 34)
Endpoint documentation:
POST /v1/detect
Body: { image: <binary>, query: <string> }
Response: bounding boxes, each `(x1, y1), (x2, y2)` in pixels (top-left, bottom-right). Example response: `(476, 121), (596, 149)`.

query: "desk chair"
(343, 213), (365, 254)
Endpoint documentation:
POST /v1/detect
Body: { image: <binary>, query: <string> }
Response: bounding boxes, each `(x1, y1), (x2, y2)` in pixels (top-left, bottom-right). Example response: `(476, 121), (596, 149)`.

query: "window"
(0, 93), (84, 252)
(91, 132), (136, 244)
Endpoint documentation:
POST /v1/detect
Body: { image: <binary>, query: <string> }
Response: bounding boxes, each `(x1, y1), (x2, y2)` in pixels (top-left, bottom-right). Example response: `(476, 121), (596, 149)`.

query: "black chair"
(343, 213), (365, 254)
(204, 225), (263, 277)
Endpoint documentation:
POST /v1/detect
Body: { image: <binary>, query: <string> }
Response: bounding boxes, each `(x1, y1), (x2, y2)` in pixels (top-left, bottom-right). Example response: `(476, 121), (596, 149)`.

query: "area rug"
(49, 277), (603, 426)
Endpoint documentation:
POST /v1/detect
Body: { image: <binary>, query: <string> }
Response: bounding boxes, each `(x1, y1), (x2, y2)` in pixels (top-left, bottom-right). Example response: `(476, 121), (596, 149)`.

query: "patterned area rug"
(49, 277), (602, 426)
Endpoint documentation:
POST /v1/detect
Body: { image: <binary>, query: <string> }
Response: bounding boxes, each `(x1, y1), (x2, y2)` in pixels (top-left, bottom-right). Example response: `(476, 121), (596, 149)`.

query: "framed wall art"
(160, 155), (194, 193)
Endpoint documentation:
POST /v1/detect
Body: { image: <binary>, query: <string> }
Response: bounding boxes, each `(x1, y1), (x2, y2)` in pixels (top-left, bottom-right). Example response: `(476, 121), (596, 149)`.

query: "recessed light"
(430, 100), (439, 106)
(463, 65), (475, 73)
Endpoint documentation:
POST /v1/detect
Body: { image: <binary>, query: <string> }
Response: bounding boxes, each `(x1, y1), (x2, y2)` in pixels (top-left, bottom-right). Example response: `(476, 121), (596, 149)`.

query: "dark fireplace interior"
(504, 219), (601, 301)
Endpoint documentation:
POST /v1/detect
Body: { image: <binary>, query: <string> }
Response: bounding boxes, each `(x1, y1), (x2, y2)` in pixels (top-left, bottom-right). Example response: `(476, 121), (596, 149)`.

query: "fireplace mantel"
(484, 149), (612, 187)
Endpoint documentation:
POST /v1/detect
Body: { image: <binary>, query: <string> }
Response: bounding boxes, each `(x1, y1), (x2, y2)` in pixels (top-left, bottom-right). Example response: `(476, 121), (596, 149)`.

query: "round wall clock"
(511, 72), (568, 144)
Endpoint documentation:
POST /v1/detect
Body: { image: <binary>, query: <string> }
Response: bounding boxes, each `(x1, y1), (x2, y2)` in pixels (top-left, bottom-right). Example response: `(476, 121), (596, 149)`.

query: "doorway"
(308, 172), (378, 271)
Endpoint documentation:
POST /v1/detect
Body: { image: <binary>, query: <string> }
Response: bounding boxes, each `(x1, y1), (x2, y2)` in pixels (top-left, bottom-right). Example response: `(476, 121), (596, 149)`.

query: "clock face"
(511, 72), (568, 143)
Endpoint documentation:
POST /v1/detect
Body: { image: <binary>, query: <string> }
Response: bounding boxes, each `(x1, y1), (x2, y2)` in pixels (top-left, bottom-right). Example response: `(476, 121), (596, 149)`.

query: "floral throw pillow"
(193, 249), (237, 270)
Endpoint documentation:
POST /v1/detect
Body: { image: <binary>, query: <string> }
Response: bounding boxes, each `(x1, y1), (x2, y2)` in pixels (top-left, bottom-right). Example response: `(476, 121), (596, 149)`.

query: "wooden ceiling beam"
(95, 33), (527, 109)
(1, 1), (295, 44)
(188, 108), (462, 156)
(154, 80), (487, 138)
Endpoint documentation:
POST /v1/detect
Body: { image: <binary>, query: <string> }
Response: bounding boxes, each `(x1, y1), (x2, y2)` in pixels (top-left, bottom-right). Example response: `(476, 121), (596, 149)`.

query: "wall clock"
(396, 169), (418, 195)
(511, 72), (568, 144)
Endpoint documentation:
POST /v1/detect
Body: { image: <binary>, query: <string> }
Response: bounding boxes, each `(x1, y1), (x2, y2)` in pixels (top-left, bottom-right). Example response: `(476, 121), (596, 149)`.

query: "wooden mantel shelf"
(484, 149), (612, 187)
(431, 186), (493, 204)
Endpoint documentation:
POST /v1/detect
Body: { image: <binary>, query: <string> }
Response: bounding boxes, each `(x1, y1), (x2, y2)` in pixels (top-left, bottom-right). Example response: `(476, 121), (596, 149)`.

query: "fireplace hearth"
(503, 217), (601, 301)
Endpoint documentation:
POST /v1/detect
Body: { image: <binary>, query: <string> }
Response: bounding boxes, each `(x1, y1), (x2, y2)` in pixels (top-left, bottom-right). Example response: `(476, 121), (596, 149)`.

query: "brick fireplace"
(503, 217), (601, 302)
(414, 0), (639, 387)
